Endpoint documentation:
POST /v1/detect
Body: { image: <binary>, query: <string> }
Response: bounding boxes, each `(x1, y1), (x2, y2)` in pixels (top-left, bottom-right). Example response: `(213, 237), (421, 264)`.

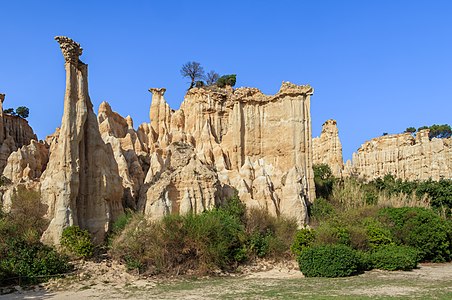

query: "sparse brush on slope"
(109, 195), (298, 275)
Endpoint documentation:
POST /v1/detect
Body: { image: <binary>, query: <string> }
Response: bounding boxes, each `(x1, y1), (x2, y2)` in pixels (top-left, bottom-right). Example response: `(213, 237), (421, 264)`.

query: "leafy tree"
(15, 106), (29, 119)
(217, 74), (237, 88)
(428, 124), (452, 139)
(180, 61), (205, 89)
(205, 70), (220, 85)
(418, 126), (429, 131)
(405, 127), (416, 134)
(4, 108), (15, 115)
(313, 164), (335, 199)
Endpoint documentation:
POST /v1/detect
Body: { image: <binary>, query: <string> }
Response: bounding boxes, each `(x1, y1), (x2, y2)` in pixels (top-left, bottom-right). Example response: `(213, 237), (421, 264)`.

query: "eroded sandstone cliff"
(344, 130), (452, 181)
(312, 119), (452, 181)
(134, 83), (315, 226)
(0, 94), (37, 173)
(312, 119), (344, 177)
(1, 37), (316, 245)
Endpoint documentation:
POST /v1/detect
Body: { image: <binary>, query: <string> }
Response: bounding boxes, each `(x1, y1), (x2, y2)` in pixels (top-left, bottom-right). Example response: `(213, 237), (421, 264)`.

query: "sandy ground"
(1, 261), (451, 299)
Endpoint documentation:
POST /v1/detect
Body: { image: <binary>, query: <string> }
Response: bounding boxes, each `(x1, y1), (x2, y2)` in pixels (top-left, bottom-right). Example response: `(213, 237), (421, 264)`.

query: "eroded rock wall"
(137, 82), (315, 226)
(345, 130), (452, 181)
(0, 94), (37, 173)
(40, 36), (123, 245)
(312, 119), (344, 177)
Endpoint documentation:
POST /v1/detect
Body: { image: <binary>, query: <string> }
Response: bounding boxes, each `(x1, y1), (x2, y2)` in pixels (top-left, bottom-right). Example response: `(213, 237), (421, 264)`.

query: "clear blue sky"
(1, 1), (451, 160)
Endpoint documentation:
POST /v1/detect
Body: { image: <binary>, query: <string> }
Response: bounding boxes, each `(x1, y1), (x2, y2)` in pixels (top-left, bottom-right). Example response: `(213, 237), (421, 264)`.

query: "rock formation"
(344, 130), (452, 181)
(2, 140), (49, 183)
(1, 36), (316, 240)
(137, 83), (315, 226)
(0, 94), (37, 173)
(313, 119), (344, 177)
(98, 101), (146, 209)
(40, 36), (123, 245)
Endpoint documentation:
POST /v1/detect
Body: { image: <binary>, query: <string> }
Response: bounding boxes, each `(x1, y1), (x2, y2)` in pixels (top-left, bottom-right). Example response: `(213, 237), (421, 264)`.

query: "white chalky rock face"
(134, 82), (315, 227)
(344, 130), (452, 181)
(40, 36), (123, 246)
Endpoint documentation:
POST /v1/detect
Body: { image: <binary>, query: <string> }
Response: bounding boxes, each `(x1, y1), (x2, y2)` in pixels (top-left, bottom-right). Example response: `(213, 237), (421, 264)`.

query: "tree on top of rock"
(204, 70), (220, 86)
(181, 61), (205, 89)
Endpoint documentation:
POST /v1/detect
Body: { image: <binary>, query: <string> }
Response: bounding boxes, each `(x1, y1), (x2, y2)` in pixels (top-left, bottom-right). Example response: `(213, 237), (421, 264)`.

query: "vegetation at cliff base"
(295, 165), (452, 277)
(110, 195), (297, 275)
(0, 187), (70, 285)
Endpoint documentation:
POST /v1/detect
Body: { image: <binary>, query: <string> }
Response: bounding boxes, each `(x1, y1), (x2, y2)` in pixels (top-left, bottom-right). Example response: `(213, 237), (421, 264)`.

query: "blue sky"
(1, 1), (451, 160)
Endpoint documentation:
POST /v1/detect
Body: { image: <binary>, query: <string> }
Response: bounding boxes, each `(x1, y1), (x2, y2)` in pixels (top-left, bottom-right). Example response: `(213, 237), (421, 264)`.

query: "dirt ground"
(1, 260), (451, 299)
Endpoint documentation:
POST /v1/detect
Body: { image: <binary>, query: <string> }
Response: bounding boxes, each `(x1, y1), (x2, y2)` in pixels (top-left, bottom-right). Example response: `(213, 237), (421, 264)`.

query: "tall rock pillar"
(41, 36), (123, 245)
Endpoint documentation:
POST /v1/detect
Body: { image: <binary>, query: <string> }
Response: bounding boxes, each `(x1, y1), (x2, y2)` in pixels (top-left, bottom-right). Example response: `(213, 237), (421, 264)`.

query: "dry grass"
(331, 179), (430, 210)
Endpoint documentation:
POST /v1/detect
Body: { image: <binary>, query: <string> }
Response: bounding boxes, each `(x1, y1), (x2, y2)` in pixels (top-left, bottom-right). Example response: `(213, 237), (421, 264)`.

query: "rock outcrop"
(98, 101), (146, 209)
(2, 36), (316, 238)
(344, 130), (452, 181)
(2, 140), (49, 183)
(313, 119), (344, 177)
(40, 36), (123, 245)
(0, 94), (37, 173)
(137, 83), (315, 226)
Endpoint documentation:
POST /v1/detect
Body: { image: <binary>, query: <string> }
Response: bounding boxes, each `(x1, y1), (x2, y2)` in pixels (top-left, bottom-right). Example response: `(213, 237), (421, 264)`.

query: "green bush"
(355, 250), (373, 271)
(371, 245), (419, 271)
(365, 220), (393, 249)
(216, 74), (236, 87)
(60, 226), (94, 259)
(309, 197), (335, 221)
(111, 209), (247, 275)
(244, 207), (298, 258)
(313, 164), (335, 199)
(314, 221), (351, 247)
(0, 200), (70, 285)
(291, 228), (316, 257)
(298, 244), (359, 277)
(0, 240), (70, 284)
(379, 207), (451, 262)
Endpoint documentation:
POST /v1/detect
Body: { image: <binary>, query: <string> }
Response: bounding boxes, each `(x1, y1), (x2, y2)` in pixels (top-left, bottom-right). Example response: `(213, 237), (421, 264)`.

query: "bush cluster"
(216, 74), (237, 88)
(371, 245), (419, 271)
(298, 244), (359, 277)
(0, 188), (70, 285)
(295, 205), (451, 277)
(379, 207), (452, 262)
(110, 196), (297, 275)
(60, 226), (94, 259)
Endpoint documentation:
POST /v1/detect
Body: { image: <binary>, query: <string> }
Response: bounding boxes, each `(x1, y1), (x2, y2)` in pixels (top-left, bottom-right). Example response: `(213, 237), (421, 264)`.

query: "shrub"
(371, 245), (419, 271)
(60, 226), (94, 259)
(111, 209), (247, 275)
(0, 205), (69, 285)
(216, 74), (236, 88)
(9, 186), (48, 242)
(355, 250), (373, 271)
(0, 240), (70, 284)
(291, 228), (316, 257)
(313, 164), (335, 199)
(309, 197), (335, 221)
(314, 222), (351, 247)
(298, 244), (359, 277)
(365, 221), (393, 249)
(379, 207), (451, 262)
(222, 194), (247, 223)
